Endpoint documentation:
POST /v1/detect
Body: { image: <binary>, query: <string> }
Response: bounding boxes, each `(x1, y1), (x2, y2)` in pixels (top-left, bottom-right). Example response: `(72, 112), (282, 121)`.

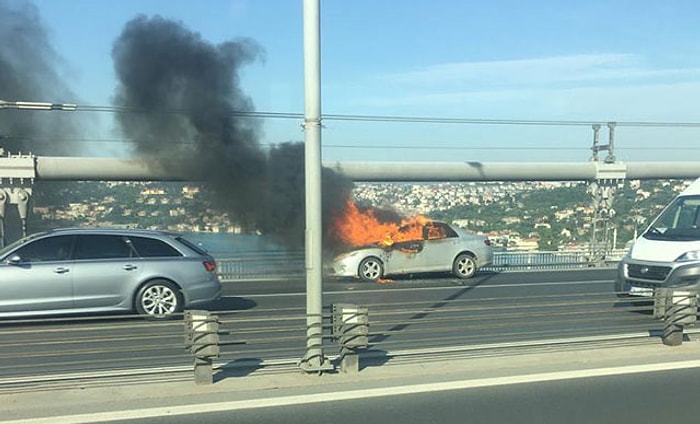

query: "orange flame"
(332, 200), (433, 248)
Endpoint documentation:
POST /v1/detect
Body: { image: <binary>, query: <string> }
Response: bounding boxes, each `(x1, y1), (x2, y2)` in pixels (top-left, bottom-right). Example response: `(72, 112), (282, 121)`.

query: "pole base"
(298, 356), (334, 374)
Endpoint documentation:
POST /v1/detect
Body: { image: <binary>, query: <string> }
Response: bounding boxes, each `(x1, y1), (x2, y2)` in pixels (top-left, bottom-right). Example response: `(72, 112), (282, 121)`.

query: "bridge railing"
(4, 279), (696, 389)
(215, 249), (627, 282)
(216, 251), (306, 282)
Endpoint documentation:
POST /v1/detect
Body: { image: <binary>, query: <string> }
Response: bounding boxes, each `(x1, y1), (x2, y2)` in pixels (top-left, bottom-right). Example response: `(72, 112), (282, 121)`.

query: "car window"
(129, 236), (182, 257)
(12, 235), (74, 262)
(441, 224), (459, 238)
(0, 233), (42, 258)
(424, 223), (458, 240)
(175, 236), (209, 256)
(75, 235), (133, 260)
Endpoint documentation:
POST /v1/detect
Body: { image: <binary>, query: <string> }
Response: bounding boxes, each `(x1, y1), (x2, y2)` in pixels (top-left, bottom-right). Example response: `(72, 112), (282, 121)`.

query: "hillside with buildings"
(25, 179), (689, 251)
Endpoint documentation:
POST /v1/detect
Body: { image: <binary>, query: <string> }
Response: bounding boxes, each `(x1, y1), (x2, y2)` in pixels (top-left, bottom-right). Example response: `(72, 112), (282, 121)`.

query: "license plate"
(629, 286), (654, 297)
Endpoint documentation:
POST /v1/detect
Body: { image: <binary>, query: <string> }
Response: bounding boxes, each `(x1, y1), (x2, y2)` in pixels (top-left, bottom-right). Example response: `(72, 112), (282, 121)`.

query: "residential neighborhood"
(27, 179), (690, 252)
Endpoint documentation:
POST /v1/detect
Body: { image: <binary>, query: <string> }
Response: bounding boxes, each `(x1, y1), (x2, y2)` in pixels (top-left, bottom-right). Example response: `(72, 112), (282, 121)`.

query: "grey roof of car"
(42, 228), (179, 237)
(47, 227), (174, 234)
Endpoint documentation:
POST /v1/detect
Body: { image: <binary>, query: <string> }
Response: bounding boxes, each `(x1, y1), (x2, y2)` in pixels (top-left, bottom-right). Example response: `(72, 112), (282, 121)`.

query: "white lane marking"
(238, 280), (612, 298)
(10, 359), (700, 424)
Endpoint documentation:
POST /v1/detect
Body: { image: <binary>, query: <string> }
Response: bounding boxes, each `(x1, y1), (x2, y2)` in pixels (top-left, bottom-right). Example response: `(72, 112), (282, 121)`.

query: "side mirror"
(7, 255), (22, 265)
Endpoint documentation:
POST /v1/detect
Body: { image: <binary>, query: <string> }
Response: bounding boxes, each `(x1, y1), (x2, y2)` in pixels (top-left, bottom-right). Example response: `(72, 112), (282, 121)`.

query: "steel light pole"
(299, 0), (332, 373)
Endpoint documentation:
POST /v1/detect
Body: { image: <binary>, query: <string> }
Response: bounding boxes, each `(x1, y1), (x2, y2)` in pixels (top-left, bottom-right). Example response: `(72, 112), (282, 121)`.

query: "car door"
(0, 235), (75, 313)
(71, 234), (143, 310)
(409, 223), (460, 272)
(385, 239), (426, 274)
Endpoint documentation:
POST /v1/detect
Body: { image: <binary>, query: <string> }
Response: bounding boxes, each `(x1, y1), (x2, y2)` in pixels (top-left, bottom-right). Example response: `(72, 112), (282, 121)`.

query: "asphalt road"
(9, 355), (700, 424)
(0, 268), (665, 382)
(102, 367), (700, 424)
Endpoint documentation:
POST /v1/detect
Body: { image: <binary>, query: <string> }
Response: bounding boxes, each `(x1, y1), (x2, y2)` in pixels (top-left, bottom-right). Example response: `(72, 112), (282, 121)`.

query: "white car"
(330, 221), (493, 282)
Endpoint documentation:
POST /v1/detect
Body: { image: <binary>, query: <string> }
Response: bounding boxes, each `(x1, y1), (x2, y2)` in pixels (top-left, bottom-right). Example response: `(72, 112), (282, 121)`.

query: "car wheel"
(135, 280), (183, 318)
(453, 253), (477, 279)
(358, 257), (383, 282)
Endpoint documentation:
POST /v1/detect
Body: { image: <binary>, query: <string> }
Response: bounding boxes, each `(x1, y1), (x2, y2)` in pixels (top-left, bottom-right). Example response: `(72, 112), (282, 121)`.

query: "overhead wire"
(70, 103), (700, 127)
(6, 103), (700, 151)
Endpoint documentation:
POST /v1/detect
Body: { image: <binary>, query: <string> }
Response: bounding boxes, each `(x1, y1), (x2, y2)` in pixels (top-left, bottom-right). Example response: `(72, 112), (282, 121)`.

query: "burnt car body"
(330, 221), (493, 281)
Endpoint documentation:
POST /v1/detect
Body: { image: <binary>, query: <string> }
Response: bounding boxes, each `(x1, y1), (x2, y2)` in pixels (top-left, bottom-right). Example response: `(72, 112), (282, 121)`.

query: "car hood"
(333, 246), (387, 260)
(629, 236), (700, 262)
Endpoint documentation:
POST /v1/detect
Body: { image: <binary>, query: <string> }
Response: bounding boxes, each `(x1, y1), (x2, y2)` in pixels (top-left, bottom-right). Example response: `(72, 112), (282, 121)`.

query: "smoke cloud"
(0, 0), (84, 156)
(0, 0), (91, 243)
(112, 15), (354, 249)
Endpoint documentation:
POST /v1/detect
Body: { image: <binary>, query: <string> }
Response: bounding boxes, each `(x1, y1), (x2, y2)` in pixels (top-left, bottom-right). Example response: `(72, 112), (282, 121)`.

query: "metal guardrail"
(215, 249), (627, 282)
(2, 249), (654, 390)
(488, 249), (627, 270)
(216, 251), (306, 281)
(2, 288), (694, 390)
(0, 314), (190, 390)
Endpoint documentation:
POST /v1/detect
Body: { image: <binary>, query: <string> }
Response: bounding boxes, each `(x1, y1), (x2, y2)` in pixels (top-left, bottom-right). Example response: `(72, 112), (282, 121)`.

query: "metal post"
(299, 0), (331, 373)
(661, 290), (697, 346)
(14, 188), (30, 238)
(332, 304), (369, 374)
(0, 189), (6, 248)
(0, 152), (36, 245)
(590, 124), (601, 162)
(653, 287), (668, 320)
(605, 122), (616, 163)
(587, 161), (625, 266)
(184, 310), (220, 384)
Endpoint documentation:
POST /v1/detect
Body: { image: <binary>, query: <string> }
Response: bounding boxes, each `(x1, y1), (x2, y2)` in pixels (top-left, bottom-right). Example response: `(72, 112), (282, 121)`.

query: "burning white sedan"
(330, 221), (493, 282)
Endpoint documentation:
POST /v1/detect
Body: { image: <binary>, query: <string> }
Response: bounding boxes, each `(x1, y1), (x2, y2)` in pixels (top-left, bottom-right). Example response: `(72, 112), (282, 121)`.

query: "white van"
(615, 178), (700, 297)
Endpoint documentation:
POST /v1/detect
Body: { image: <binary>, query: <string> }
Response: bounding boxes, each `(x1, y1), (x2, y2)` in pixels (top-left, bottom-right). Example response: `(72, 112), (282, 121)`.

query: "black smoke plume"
(112, 15), (353, 249)
(0, 0), (88, 243)
(0, 0), (84, 156)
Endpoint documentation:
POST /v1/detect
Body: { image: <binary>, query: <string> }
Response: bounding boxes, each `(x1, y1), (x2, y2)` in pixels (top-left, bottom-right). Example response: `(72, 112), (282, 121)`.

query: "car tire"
(358, 257), (383, 282)
(453, 253), (477, 279)
(135, 279), (183, 318)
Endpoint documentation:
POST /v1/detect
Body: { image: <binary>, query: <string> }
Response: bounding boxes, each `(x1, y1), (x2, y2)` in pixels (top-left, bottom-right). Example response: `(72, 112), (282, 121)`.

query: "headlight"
(675, 250), (700, 262)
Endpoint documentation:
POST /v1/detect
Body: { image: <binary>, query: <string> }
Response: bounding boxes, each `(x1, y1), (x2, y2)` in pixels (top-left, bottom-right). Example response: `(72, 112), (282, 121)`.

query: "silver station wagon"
(0, 228), (221, 319)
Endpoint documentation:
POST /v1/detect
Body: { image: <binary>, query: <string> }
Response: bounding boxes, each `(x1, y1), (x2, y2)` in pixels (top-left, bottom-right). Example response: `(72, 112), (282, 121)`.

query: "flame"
(332, 200), (433, 248)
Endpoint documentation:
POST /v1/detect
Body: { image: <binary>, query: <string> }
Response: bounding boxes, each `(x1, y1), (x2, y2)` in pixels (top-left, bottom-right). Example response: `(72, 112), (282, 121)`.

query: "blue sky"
(20, 0), (700, 162)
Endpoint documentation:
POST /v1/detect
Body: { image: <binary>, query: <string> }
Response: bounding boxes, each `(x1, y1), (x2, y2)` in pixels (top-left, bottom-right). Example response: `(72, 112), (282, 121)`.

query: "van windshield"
(644, 195), (700, 241)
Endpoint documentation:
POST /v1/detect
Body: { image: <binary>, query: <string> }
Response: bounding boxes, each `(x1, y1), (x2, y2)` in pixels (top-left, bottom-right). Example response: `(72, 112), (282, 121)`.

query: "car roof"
(39, 227), (179, 237)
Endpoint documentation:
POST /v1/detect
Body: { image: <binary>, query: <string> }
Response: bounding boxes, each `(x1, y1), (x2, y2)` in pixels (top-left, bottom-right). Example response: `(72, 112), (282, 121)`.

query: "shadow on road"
(364, 271), (502, 361)
(210, 296), (257, 312)
(215, 358), (264, 381)
(357, 349), (390, 370)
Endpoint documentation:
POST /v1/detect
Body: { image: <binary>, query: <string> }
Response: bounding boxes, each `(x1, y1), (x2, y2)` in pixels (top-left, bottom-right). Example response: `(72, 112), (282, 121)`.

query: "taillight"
(203, 260), (216, 272)
(484, 239), (491, 246)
